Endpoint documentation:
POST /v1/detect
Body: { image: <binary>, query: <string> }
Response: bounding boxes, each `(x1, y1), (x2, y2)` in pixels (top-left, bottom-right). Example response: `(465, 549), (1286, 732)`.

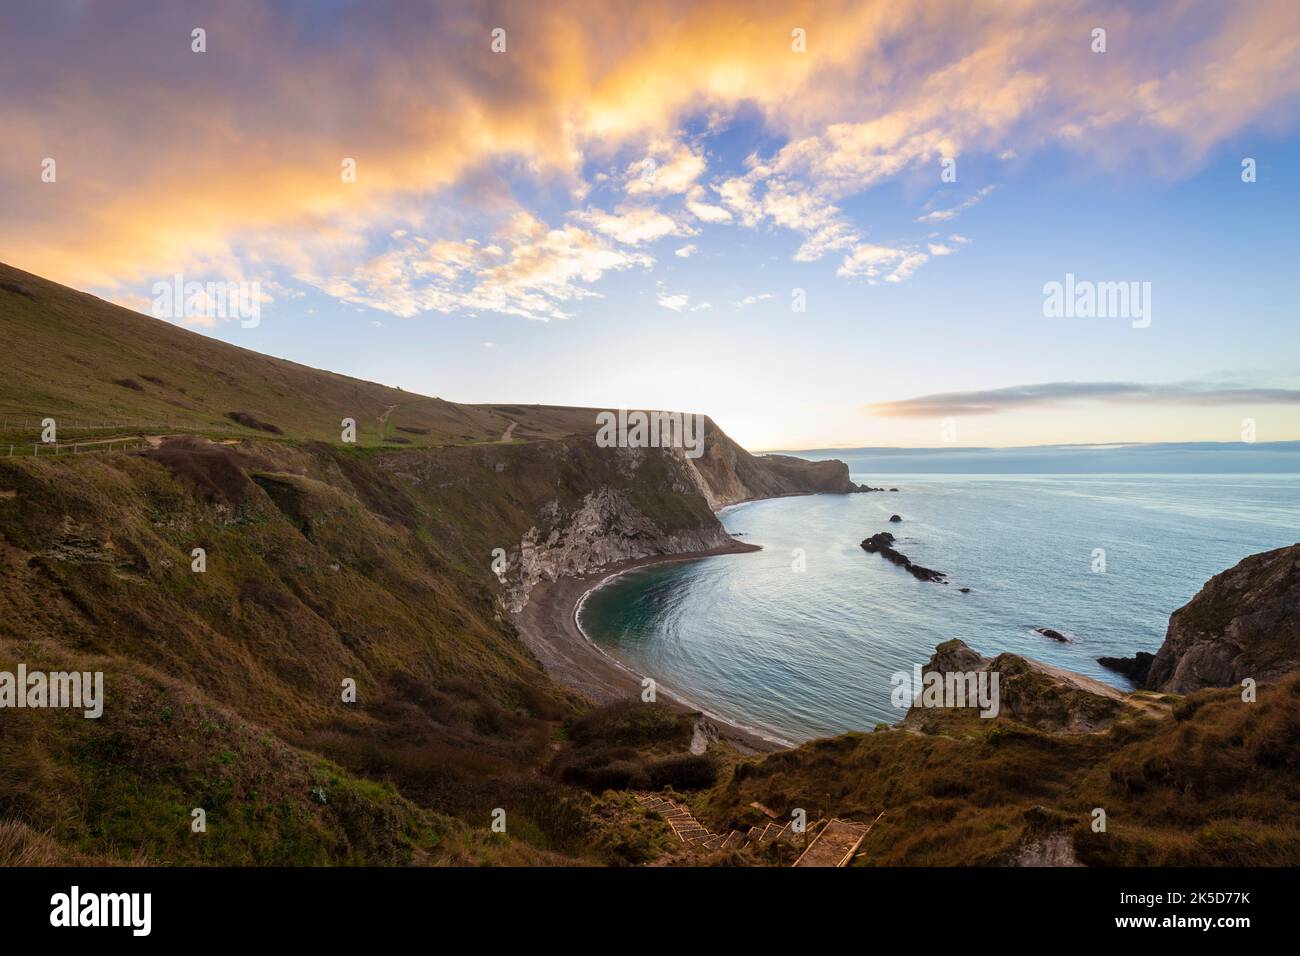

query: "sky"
(2, 0), (1299, 450)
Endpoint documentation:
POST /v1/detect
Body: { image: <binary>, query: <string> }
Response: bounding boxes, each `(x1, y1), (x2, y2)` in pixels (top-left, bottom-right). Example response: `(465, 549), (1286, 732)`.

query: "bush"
(645, 754), (718, 791)
(551, 747), (650, 792)
(567, 701), (690, 747)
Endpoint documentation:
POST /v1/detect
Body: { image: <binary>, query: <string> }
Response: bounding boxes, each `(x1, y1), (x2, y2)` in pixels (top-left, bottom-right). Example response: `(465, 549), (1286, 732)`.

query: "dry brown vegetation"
(2, 262), (1295, 868)
(691, 676), (1300, 866)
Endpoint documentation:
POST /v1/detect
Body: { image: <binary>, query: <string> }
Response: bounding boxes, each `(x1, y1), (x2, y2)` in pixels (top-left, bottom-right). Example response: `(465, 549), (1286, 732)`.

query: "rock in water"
(860, 531), (896, 552)
(1034, 627), (1069, 643)
(889, 514), (902, 523)
(1097, 652), (1154, 685)
(860, 531), (946, 583)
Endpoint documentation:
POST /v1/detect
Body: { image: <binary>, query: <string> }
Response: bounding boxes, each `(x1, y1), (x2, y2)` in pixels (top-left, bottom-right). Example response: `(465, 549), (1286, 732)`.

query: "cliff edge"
(1143, 543), (1300, 692)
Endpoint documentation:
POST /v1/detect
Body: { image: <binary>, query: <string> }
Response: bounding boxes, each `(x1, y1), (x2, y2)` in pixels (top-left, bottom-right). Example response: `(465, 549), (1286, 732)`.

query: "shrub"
(567, 701), (690, 747)
(645, 754), (718, 790)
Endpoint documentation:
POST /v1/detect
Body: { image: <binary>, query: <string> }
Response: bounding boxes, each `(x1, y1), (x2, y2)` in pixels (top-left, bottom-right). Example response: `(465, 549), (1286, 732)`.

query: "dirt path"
(498, 420), (517, 442)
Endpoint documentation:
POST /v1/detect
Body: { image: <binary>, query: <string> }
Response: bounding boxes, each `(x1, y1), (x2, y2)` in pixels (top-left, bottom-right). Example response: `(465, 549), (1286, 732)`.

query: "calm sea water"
(578, 471), (1300, 745)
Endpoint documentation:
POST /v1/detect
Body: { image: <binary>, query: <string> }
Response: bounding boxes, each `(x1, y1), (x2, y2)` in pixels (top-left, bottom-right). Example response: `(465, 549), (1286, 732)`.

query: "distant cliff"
(681, 420), (864, 510)
(494, 423), (864, 612)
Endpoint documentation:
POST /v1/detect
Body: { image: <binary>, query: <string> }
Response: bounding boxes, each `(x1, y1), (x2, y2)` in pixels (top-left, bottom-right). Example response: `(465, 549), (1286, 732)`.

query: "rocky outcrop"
(682, 422), (866, 509)
(497, 425), (870, 612)
(500, 486), (733, 612)
(1034, 627), (1068, 643)
(1003, 806), (1083, 867)
(1097, 652), (1154, 685)
(1143, 543), (1300, 693)
(860, 531), (946, 583)
(903, 639), (1128, 734)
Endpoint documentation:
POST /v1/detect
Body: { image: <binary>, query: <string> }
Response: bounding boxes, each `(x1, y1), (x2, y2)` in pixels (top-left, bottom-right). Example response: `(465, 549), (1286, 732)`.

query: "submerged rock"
(1034, 627), (1069, 643)
(889, 514), (902, 523)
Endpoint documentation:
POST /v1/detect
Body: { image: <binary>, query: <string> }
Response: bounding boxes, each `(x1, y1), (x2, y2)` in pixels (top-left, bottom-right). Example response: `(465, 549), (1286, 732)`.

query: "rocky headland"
(1099, 543), (1300, 692)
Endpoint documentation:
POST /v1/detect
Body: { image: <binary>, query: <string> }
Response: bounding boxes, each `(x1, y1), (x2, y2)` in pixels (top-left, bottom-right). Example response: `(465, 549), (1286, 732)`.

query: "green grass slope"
(0, 262), (515, 447)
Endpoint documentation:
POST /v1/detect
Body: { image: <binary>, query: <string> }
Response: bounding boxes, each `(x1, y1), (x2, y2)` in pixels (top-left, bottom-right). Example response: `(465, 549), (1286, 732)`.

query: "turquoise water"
(578, 473), (1300, 745)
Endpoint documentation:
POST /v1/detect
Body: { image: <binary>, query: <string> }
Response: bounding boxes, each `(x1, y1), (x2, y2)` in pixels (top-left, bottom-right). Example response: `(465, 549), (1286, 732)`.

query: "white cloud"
(684, 185), (733, 223)
(674, 243), (698, 258)
(625, 140), (708, 197)
(887, 251), (929, 283)
(917, 185), (997, 223)
(837, 243), (929, 283)
(291, 211), (653, 322)
(715, 168), (861, 262)
(656, 282), (711, 312)
(573, 205), (696, 245)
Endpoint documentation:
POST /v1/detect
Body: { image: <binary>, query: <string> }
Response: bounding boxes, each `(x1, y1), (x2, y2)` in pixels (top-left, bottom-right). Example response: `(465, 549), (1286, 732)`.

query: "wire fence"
(4, 440), (153, 459)
(0, 414), (186, 433)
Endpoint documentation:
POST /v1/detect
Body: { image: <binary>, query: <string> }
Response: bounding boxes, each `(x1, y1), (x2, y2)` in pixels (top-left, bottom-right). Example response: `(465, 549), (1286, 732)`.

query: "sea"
(577, 443), (1300, 745)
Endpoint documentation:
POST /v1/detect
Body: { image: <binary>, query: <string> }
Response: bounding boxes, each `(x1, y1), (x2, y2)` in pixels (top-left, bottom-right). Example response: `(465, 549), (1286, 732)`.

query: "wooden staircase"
(635, 792), (876, 864)
(791, 812), (884, 867)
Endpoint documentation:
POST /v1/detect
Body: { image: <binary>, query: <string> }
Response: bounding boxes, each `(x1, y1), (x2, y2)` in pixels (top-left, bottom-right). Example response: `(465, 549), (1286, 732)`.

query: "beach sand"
(511, 537), (786, 754)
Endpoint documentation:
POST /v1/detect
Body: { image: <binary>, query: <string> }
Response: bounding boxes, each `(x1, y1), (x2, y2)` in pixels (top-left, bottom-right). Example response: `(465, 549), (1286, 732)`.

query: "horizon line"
(754, 439), (1300, 454)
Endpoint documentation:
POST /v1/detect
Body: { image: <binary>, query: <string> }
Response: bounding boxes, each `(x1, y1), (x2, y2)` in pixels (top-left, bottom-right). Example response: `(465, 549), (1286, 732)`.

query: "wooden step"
(791, 814), (882, 867)
(778, 822), (808, 845)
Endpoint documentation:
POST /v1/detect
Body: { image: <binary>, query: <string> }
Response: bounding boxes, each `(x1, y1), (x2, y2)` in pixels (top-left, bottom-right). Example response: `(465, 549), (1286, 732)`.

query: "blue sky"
(3, 0), (1298, 448)
(192, 126), (1300, 449)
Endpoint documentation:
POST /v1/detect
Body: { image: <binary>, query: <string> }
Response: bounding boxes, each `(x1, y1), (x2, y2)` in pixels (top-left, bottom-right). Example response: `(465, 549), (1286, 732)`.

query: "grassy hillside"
(0, 423), (742, 864)
(690, 677), (1300, 866)
(0, 260), (827, 866)
(0, 262), (525, 447)
(3, 261), (1293, 869)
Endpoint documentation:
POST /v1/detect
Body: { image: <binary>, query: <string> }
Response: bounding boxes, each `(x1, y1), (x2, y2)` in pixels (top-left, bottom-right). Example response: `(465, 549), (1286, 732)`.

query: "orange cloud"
(1, 0), (1297, 301)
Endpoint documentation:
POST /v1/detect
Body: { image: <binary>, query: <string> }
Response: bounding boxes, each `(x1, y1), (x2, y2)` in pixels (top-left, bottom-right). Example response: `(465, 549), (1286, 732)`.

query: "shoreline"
(511, 526), (792, 754)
